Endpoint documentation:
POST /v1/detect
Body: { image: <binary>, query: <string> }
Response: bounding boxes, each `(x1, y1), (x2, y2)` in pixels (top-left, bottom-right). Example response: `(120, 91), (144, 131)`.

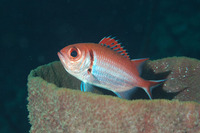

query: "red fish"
(58, 37), (165, 99)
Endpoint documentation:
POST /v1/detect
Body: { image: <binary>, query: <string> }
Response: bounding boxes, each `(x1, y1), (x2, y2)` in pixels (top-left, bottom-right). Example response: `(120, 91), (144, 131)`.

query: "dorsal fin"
(131, 58), (149, 75)
(99, 37), (130, 59)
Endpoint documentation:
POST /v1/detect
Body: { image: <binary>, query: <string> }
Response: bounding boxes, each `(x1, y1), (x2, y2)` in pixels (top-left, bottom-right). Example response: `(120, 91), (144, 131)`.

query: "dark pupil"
(71, 50), (77, 57)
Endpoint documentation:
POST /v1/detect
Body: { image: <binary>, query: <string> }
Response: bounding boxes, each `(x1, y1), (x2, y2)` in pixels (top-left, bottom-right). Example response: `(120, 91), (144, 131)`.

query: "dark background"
(1, 0), (200, 132)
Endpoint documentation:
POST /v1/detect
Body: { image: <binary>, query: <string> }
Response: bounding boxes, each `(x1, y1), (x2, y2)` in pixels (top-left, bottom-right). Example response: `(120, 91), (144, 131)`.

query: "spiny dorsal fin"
(99, 37), (130, 59)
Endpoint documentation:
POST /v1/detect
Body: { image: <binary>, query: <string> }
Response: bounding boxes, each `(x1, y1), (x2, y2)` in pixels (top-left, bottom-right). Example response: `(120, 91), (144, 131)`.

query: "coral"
(27, 57), (200, 132)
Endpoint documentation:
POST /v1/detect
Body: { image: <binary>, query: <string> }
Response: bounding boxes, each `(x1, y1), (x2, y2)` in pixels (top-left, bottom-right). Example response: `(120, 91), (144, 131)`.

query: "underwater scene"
(1, 0), (200, 132)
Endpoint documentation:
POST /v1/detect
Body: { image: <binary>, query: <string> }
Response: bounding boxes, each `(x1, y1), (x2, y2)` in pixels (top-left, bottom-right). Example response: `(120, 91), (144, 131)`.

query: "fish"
(57, 37), (165, 100)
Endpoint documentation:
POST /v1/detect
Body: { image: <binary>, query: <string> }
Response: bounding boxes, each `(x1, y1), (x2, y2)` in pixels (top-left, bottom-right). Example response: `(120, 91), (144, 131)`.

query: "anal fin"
(114, 87), (138, 100)
(81, 82), (94, 92)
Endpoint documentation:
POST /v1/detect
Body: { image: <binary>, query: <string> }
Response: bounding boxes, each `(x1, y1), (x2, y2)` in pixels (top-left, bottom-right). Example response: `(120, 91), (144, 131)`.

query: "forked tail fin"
(142, 79), (166, 100)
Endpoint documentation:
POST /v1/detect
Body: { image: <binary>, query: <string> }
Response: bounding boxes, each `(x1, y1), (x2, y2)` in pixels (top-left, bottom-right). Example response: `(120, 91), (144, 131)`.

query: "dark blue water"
(1, 0), (200, 132)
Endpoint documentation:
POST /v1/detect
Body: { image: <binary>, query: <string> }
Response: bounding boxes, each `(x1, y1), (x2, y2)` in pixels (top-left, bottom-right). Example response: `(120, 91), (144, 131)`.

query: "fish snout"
(58, 51), (67, 65)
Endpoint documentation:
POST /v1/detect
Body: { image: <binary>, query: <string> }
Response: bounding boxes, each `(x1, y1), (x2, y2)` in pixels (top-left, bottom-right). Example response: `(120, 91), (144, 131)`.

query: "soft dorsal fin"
(131, 58), (149, 75)
(99, 37), (130, 59)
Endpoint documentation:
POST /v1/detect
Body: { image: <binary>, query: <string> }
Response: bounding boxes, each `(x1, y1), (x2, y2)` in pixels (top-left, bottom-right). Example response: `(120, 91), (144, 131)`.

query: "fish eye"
(70, 50), (77, 57)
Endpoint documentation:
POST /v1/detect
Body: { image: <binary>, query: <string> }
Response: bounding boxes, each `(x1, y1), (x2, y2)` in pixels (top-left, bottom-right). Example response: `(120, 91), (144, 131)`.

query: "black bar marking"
(88, 49), (94, 74)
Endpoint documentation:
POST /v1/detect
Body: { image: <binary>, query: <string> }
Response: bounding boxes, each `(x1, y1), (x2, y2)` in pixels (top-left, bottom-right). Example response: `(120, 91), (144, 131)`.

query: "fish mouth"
(57, 51), (64, 59)
(57, 51), (65, 64)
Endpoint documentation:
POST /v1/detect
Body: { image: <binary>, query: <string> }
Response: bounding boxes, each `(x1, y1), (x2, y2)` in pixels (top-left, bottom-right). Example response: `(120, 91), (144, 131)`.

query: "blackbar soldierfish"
(58, 37), (165, 99)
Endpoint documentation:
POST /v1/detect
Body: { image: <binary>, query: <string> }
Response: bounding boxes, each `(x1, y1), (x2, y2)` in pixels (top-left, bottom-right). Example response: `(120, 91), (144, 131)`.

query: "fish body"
(58, 37), (164, 99)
